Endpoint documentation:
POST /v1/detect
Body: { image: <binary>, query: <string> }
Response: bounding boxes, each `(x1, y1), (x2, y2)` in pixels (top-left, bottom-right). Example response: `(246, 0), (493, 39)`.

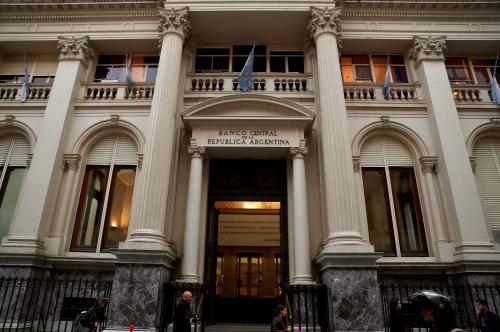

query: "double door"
(236, 254), (262, 297)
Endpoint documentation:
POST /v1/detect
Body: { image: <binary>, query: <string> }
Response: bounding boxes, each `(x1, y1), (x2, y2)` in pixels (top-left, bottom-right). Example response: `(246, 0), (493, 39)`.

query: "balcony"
(451, 84), (494, 103)
(186, 73), (314, 94)
(343, 83), (421, 102)
(0, 83), (52, 102)
(81, 82), (155, 101)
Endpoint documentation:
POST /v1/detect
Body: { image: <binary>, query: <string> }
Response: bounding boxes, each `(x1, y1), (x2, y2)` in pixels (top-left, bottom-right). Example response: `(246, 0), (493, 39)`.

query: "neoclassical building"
(0, 0), (500, 331)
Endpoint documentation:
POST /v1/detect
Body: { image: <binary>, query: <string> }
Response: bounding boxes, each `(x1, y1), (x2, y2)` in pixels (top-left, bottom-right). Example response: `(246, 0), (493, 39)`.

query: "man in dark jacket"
(173, 291), (194, 332)
(476, 299), (500, 332)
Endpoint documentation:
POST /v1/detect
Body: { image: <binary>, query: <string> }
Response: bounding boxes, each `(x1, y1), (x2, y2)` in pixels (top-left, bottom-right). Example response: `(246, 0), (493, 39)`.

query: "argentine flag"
(382, 60), (391, 100)
(19, 55), (29, 102)
(237, 45), (255, 92)
(492, 58), (500, 105)
(125, 53), (134, 87)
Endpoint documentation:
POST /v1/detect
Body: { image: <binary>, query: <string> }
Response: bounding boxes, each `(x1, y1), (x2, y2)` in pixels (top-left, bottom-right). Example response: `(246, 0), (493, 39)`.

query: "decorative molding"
(137, 153), (143, 170)
(419, 156), (439, 174)
(490, 117), (500, 127)
(57, 36), (93, 65)
(380, 115), (390, 125)
(352, 156), (361, 173)
(62, 154), (81, 171)
(110, 114), (120, 123)
(26, 153), (33, 169)
(158, 7), (191, 42)
(0, 12), (158, 21)
(408, 36), (447, 66)
(4, 115), (15, 122)
(470, 156), (477, 173)
(307, 6), (342, 41)
(187, 138), (205, 159)
(290, 139), (309, 160)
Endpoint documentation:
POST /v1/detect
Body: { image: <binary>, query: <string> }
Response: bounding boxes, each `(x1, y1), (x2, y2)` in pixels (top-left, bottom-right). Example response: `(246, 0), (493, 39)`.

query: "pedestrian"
(410, 290), (463, 332)
(389, 297), (408, 332)
(475, 299), (500, 332)
(73, 297), (109, 332)
(271, 304), (289, 332)
(173, 291), (194, 332)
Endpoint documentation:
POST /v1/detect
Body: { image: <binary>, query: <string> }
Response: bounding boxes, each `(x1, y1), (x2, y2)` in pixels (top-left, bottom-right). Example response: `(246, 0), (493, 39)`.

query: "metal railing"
(282, 284), (330, 332)
(0, 278), (112, 332)
(380, 283), (500, 331)
(158, 282), (208, 332)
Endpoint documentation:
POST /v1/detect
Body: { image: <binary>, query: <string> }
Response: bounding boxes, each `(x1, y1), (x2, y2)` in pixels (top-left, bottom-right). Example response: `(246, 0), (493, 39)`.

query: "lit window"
(0, 135), (29, 241)
(473, 137), (500, 244)
(361, 136), (428, 257)
(71, 135), (138, 252)
(341, 54), (372, 82)
(445, 57), (474, 84)
(94, 55), (159, 83)
(341, 54), (409, 83)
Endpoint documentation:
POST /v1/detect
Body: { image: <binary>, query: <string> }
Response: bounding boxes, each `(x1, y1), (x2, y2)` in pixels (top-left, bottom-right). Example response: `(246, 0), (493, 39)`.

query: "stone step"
(205, 323), (270, 332)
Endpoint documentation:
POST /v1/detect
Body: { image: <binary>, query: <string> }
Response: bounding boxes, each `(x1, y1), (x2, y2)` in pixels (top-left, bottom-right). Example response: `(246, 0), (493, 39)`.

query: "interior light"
(111, 220), (118, 229)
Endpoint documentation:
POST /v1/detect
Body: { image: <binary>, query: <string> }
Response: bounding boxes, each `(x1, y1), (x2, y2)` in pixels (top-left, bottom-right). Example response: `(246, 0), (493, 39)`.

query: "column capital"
(408, 36), (447, 65)
(419, 156), (439, 174)
(158, 7), (192, 42)
(307, 6), (342, 41)
(62, 154), (81, 171)
(187, 139), (206, 158)
(290, 139), (308, 160)
(57, 36), (93, 65)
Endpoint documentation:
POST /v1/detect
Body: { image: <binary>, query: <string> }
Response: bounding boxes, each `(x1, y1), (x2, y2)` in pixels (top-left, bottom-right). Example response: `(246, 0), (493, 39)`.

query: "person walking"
(173, 291), (194, 332)
(73, 297), (109, 332)
(389, 297), (409, 332)
(271, 304), (289, 332)
(475, 299), (500, 332)
(410, 290), (464, 332)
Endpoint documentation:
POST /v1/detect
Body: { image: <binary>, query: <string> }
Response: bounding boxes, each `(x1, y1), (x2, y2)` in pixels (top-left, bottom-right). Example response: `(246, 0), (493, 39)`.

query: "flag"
(382, 57), (391, 100)
(125, 53), (134, 87)
(492, 58), (500, 105)
(237, 45), (255, 92)
(19, 55), (29, 102)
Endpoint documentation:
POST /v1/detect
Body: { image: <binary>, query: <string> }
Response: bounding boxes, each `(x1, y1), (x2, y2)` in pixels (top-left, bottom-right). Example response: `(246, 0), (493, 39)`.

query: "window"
(94, 55), (159, 83)
(0, 75), (27, 84)
(71, 135), (138, 252)
(195, 48), (230, 73)
(32, 76), (55, 84)
(473, 137), (500, 244)
(360, 136), (428, 257)
(445, 57), (474, 84)
(0, 135), (29, 241)
(341, 54), (409, 83)
(232, 45), (266, 73)
(270, 51), (304, 73)
(471, 59), (500, 85)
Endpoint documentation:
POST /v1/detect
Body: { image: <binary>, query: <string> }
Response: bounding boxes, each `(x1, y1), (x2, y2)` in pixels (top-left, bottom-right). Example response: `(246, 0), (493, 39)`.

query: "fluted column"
(1, 37), (92, 254)
(125, 7), (191, 250)
(178, 141), (205, 282)
(290, 140), (314, 284)
(307, 7), (372, 253)
(408, 36), (499, 261)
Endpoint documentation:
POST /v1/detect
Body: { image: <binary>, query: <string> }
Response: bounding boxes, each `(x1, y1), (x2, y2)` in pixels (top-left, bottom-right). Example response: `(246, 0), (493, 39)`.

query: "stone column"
(308, 8), (383, 332)
(123, 7), (191, 252)
(178, 140), (205, 282)
(307, 7), (372, 253)
(408, 36), (499, 263)
(290, 140), (314, 284)
(1, 36), (92, 255)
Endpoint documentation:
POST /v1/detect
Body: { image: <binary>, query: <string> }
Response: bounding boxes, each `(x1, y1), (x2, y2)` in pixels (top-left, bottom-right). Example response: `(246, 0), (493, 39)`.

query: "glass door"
(236, 254), (262, 297)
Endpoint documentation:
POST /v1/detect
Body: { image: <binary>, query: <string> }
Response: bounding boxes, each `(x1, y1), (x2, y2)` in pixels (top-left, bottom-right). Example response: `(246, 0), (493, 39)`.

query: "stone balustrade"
(343, 83), (419, 101)
(187, 74), (312, 93)
(0, 84), (52, 101)
(83, 83), (155, 100)
(451, 85), (493, 103)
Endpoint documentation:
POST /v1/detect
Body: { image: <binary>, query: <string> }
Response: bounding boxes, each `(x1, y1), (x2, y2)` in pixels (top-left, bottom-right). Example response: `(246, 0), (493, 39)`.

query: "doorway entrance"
(204, 160), (288, 324)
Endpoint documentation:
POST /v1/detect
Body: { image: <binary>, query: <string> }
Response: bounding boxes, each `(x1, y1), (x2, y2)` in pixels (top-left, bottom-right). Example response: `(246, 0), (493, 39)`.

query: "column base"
(175, 274), (201, 283)
(453, 242), (500, 266)
(316, 252), (384, 332)
(319, 231), (374, 254)
(0, 235), (46, 255)
(107, 249), (176, 330)
(291, 274), (316, 284)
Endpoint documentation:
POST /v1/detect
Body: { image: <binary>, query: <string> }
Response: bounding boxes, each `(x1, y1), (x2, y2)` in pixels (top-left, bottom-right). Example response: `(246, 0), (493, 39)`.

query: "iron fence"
(158, 282), (208, 332)
(0, 278), (112, 332)
(380, 283), (500, 331)
(282, 284), (330, 332)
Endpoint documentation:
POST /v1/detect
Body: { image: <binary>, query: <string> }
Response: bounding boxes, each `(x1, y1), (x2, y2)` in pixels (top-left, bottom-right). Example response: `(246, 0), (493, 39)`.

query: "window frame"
(93, 54), (159, 83)
(340, 54), (409, 84)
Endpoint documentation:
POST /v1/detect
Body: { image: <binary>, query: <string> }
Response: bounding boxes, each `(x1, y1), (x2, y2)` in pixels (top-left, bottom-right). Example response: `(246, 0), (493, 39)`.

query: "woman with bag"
(73, 297), (109, 332)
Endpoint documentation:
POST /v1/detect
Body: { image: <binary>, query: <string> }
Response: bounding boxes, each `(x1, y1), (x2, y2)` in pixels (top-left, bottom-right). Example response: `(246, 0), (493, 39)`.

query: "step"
(205, 323), (269, 332)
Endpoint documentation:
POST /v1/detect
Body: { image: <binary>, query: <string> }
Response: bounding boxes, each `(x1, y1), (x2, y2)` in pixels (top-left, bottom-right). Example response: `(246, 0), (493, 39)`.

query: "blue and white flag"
(382, 59), (391, 100)
(237, 45), (255, 92)
(125, 53), (134, 87)
(19, 55), (29, 102)
(491, 58), (500, 105)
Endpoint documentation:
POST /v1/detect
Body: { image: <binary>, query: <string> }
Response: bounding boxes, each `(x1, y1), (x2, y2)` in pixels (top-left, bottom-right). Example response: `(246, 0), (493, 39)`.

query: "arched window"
(0, 135), (29, 241)
(473, 137), (500, 244)
(360, 135), (428, 257)
(71, 134), (138, 252)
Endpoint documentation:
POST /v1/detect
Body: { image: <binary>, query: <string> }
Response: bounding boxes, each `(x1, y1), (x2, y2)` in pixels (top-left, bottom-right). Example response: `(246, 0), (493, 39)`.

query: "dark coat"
(74, 302), (107, 332)
(173, 300), (193, 332)
(271, 315), (287, 332)
(478, 311), (500, 332)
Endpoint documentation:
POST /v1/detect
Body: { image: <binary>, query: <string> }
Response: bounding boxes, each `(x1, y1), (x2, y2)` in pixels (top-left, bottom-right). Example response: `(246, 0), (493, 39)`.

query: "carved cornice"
(408, 36), (447, 66)
(307, 6), (342, 41)
(158, 7), (191, 42)
(57, 36), (93, 65)
(62, 154), (81, 171)
(419, 156), (439, 174)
